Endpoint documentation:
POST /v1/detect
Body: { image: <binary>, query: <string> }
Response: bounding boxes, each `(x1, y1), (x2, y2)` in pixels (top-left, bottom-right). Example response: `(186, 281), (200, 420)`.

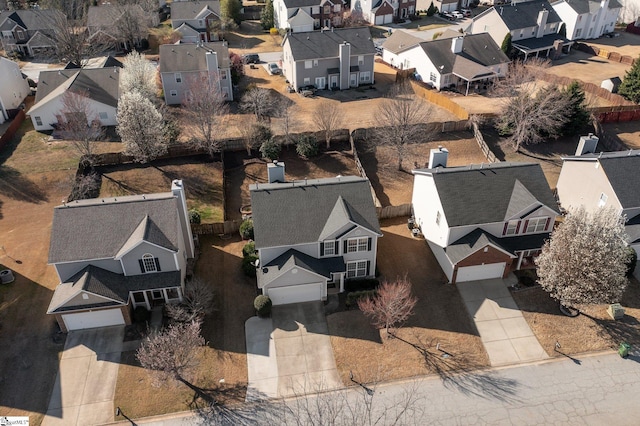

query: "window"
(17, 30), (24, 40)
(170, 90), (178, 96)
(484, 25), (490, 32)
(133, 291), (146, 303)
(334, 4), (341, 12)
(98, 112), (108, 120)
(360, 71), (371, 82)
(429, 72), (436, 83)
(324, 4), (331, 14)
(519, 249), (541, 258)
(321, 240), (337, 256)
(305, 60), (313, 69)
(312, 6), (320, 14)
(166, 288), (180, 300)
(347, 260), (368, 278)
(175, 73), (182, 83)
(221, 72), (227, 79)
(525, 217), (548, 233)
(140, 253), (160, 273)
(531, 28), (535, 36)
(346, 237), (370, 253)
(313, 59), (318, 67)
(304, 77), (311, 84)
(503, 220), (520, 236)
(34, 116), (42, 126)
(576, 28), (582, 37)
(358, 55), (364, 65)
(599, 193), (608, 207)
(435, 211), (441, 225)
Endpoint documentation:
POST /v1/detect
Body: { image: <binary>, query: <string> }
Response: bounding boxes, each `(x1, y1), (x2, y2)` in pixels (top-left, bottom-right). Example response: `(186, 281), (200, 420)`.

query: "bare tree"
(376, 83), (434, 171)
(183, 72), (229, 156)
(136, 320), (205, 388)
(238, 119), (272, 156)
(491, 59), (571, 151)
(536, 206), (631, 309)
(240, 87), (274, 122)
(46, 9), (110, 66)
(315, 100), (343, 149)
(166, 278), (215, 323)
(104, 4), (150, 51)
(56, 90), (105, 165)
(358, 276), (418, 337)
(121, 51), (157, 100)
(116, 91), (168, 163)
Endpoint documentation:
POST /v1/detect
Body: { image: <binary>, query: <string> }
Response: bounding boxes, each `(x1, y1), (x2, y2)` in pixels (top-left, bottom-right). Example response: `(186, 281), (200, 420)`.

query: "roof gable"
(284, 27), (376, 61)
(504, 179), (539, 219)
(159, 42), (231, 73)
(171, 0), (221, 20)
(381, 30), (422, 54)
(487, 0), (562, 31)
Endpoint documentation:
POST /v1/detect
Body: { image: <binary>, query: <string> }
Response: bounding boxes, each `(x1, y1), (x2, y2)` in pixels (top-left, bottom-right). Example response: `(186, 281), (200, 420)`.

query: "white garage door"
(291, 24), (313, 33)
(62, 309), (125, 331)
(456, 263), (506, 283)
(375, 14), (393, 25)
(268, 283), (323, 305)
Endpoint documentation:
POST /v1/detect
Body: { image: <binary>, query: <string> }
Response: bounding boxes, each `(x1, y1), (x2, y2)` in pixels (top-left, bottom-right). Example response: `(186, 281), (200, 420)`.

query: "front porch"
(131, 286), (182, 311)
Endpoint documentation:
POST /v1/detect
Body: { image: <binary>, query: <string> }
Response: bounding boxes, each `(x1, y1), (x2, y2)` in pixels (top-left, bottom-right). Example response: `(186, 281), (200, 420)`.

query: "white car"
(451, 11), (464, 19)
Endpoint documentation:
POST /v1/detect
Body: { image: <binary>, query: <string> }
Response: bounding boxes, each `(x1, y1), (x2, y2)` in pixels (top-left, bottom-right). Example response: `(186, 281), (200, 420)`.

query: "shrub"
(243, 241), (256, 257)
(345, 278), (379, 292)
(242, 254), (258, 277)
(260, 138), (281, 160)
(189, 209), (201, 224)
(296, 135), (319, 159)
(346, 290), (377, 308)
(269, 27), (279, 35)
(133, 306), (150, 322)
(254, 294), (272, 317)
(240, 219), (254, 240)
(626, 247), (637, 277)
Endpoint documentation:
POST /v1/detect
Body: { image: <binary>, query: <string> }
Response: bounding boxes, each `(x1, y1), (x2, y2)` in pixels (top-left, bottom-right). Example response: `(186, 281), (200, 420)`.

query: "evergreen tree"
(619, 55), (640, 104)
(501, 33), (512, 57)
(559, 23), (566, 38)
(561, 81), (590, 136)
(426, 2), (437, 16)
(221, 0), (242, 24)
(261, 0), (275, 30)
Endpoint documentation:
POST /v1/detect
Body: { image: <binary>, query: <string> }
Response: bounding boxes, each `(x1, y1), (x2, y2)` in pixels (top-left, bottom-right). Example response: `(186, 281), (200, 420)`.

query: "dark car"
(243, 53), (260, 64)
(297, 84), (317, 93)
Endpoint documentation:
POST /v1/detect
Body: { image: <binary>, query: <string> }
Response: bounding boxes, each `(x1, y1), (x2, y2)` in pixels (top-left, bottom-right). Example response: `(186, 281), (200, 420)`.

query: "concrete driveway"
(42, 326), (124, 426)
(457, 276), (548, 367)
(245, 301), (342, 401)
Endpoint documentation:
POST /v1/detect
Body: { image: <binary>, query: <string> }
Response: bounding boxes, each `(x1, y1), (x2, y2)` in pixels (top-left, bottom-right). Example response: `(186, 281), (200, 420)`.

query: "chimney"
(428, 146), (448, 168)
(451, 36), (463, 54)
(575, 134), (599, 156)
(537, 8), (549, 38)
(171, 180), (195, 259)
(267, 161), (285, 183)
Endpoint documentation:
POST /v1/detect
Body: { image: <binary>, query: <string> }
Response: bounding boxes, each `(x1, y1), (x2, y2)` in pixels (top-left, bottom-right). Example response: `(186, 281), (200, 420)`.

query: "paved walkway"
(43, 326), (124, 426)
(457, 276), (548, 367)
(245, 301), (342, 401)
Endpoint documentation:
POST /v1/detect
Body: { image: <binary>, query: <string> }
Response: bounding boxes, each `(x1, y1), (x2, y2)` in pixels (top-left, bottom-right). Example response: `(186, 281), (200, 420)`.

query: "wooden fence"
(191, 220), (240, 236)
(536, 70), (635, 107)
(350, 132), (383, 209)
(574, 42), (636, 65)
(471, 120), (498, 163)
(592, 120), (627, 151)
(0, 109), (26, 151)
(410, 80), (470, 120)
(591, 106), (640, 123)
(377, 204), (412, 220)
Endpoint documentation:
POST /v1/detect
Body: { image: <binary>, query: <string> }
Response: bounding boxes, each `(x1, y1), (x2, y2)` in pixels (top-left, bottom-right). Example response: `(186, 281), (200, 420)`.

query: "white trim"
(115, 239), (177, 260)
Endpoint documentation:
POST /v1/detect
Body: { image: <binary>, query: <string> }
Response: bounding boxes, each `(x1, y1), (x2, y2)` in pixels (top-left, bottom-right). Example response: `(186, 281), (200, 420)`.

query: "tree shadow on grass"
(581, 312), (640, 348)
(0, 166), (48, 220)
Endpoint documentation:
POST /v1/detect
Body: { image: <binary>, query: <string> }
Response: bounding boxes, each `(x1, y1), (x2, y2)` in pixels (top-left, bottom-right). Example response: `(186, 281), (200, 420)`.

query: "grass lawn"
(328, 218), (489, 386)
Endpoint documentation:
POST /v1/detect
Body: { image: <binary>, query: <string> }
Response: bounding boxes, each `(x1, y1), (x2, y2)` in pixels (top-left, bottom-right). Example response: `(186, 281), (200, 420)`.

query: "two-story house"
(28, 59), (122, 131)
(250, 166), (381, 305)
(0, 9), (62, 57)
(556, 134), (640, 257)
(356, 0), (416, 24)
(273, 0), (347, 32)
(159, 41), (233, 104)
(412, 150), (559, 283)
(0, 56), (29, 124)
(86, 4), (159, 51)
(471, 0), (573, 60)
(282, 27), (376, 91)
(170, 0), (221, 43)
(382, 31), (510, 94)
(47, 180), (196, 331)
(551, 0), (621, 40)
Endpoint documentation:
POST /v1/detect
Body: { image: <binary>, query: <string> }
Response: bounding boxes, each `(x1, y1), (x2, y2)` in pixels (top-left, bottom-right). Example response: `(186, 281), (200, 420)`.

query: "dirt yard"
(547, 50), (633, 88)
(584, 31), (640, 59)
(226, 20), (284, 54)
(603, 121), (640, 149)
(357, 131), (489, 206)
(328, 218), (489, 385)
(114, 234), (256, 418)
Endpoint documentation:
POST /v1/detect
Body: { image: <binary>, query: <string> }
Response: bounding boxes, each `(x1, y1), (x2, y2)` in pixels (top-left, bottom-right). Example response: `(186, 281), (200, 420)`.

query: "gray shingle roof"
(414, 162), (558, 227)
(486, 0), (562, 31)
(86, 4), (146, 29)
(553, 0), (621, 14)
(258, 249), (346, 287)
(33, 67), (121, 108)
(250, 176), (381, 249)
(445, 228), (549, 264)
(418, 33), (509, 76)
(381, 29), (422, 54)
(284, 27), (376, 61)
(170, 0), (221, 20)
(48, 194), (180, 263)
(159, 42), (230, 72)
(512, 33), (570, 51)
(0, 9), (63, 31)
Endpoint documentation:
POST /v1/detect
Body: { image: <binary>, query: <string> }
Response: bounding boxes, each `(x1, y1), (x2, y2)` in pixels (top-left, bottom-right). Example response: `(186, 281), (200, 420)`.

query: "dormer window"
(503, 220), (520, 236)
(140, 253), (161, 273)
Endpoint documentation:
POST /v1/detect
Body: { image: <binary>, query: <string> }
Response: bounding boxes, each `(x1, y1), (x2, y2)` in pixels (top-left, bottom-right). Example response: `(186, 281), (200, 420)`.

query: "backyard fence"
(350, 131), (383, 209)
(377, 204), (412, 220)
(410, 80), (470, 120)
(574, 42), (636, 65)
(592, 120), (627, 151)
(470, 119), (498, 163)
(591, 105), (640, 123)
(191, 221), (240, 236)
(536, 71), (635, 107)
(0, 110), (25, 151)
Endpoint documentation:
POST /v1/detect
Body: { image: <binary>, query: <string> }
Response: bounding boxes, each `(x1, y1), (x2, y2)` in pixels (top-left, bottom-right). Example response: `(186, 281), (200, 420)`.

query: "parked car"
(297, 84), (316, 97)
(460, 8), (472, 16)
(451, 11), (464, 19)
(441, 11), (455, 20)
(243, 53), (260, 64)
(268, 62), (281, 75)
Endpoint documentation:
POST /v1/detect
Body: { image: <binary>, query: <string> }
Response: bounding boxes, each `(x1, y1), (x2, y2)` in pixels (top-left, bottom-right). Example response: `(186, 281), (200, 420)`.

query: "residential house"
(282, 27), (376, 90)
(471, 0), (573, 60)
(383, 31), (510, 94)
(422, 0), (468, 13)
(356, 0), (416, 24)
(250, 167), (381, 305)
(86, 4), (159, 51)
(170, 0), (221, 43)
(551, 0), (621, 40)
(47, 180), (196, 331)
(0, 9), (62, 56)
(28, 58), (122, 131)
(159, 41), (233, 104)
(0, 56), (29, 124)
(273, 0), (347, 32)
(618, 0), (639, 24)
(412, 151), (559, 283)
(556, 135), (640, 256)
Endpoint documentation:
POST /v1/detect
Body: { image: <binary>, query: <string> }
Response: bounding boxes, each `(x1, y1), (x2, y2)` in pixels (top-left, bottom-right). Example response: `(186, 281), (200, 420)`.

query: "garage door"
(291, 24), (313, 33)
(268, 283), (323, 305)
(456, 263), (506, 282)
(62, 309), (125, 331)
(375, 14), (393, 25)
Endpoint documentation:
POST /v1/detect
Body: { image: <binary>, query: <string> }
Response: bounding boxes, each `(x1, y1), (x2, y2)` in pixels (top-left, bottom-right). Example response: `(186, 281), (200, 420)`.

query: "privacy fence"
(0, 110), (26, 151)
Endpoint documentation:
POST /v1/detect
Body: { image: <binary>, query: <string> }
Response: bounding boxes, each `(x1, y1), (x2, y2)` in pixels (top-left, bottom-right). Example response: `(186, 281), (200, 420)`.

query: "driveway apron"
(42, 326), (124, 426)
(457, 276), (548, 367)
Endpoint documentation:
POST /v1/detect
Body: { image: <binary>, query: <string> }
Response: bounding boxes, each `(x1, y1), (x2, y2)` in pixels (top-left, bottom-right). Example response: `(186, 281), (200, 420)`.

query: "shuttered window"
(139, 254), (161, 273)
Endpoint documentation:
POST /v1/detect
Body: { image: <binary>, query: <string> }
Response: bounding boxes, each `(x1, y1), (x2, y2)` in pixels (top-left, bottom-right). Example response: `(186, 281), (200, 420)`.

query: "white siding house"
(0, 57), (29, 124)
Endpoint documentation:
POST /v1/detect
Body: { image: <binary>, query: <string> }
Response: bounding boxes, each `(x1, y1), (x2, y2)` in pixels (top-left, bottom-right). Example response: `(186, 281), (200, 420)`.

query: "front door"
(315, 77), (326, 90)
(330, 75), (338, 88)
(350, 73), (358, 87)
(151, 289), (164, 306)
